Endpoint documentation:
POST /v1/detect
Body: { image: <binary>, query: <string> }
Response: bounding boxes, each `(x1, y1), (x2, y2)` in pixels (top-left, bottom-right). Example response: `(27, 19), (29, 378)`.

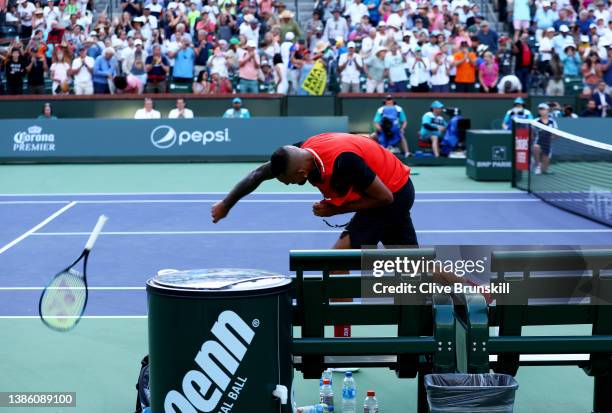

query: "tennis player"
(211, 132), (418, 249)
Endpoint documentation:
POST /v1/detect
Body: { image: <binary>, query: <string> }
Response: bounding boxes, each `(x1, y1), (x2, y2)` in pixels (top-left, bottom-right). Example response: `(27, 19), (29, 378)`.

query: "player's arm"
(313, 153), (393, 216)
(211, 162), (274, 223)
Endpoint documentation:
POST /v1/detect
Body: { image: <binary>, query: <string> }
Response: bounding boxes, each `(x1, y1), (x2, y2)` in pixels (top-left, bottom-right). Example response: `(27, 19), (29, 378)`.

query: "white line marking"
(31, 228), (612, 236)
(0, 286), (145, 291)
(0, 201), (77, 255)
(0, 190), (521, 197)
(0, 315), (147, 319)
(0, 198), (538, 205)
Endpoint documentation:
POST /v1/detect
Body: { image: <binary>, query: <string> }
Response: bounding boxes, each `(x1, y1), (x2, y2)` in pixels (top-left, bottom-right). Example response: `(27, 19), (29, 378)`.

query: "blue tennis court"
(1, 190), (610, 319)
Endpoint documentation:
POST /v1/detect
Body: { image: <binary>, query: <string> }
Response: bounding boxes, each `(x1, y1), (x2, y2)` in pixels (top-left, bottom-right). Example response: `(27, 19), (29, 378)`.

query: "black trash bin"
(147, 269), (293, 413)
(425, 373), (519, 413)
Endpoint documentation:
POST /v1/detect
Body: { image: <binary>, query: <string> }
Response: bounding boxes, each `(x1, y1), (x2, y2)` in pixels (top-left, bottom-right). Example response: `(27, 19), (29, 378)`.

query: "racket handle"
(84, 215), (108, 251)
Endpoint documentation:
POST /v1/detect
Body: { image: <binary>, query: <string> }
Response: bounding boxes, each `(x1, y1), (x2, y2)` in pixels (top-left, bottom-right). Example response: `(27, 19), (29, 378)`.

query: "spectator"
(323, 8), (349, 44)
(364, 46), (387, 93)
(17, 0), (36, 38)
(561, 44), (582, 78)
(562, 104), (579, 118)
(476, 21), (499, 53)
(546, 53), (565, 95)
(539, 28), (555, 76)
(193, 70), (211, 94)
(279, 10), (302, 41)
(408, 46), (431, 92)
(93, 47), (117, 94)
(38, 102), (58, 119)
(145, 44), (170, 93)
(419, 100), (447, 158)
(534, 1), (557, 37)
(70, 46), (94, 95)
(259, 57), (276, 92)
(5, 47), (27, 95)
(502, 97), (533, 130)
(338, 41), (363, 92)
(134, 97), (161, 119)
(593, 81), (612, 116)
(478, 51), (499, 93)
(532, 103), (557, 175)
(347, 0), (369, 29)
(453, 41), (477, 92)
(173, 38), (196, 84)
(582, 51), (603, 95)
(223, 97), (251, 118)
(210, 72), (234, 93)
(430, 49), (452, 92)
(168, 98), (194, 118)
(113, 73), (142, 94)
(497, 36), (514, 76)
(274, 52), (289, 94)
(512, 31), (534, 92)
(25, 47), (48, 95)
(372, 95), (410, 157)
(512, 0), (531, 37)
(238, 39), (260, 93)
(385, 42), (408, 92)
(50, 46), (72, 95)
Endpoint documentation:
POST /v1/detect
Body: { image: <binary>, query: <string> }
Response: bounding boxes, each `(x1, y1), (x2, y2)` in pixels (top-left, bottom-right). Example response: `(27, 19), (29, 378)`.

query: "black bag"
(134, 355), (150, 413)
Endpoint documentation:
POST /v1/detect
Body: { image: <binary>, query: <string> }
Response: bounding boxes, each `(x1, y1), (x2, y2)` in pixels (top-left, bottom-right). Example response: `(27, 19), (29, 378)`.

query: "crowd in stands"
(0, 0), (612, 98)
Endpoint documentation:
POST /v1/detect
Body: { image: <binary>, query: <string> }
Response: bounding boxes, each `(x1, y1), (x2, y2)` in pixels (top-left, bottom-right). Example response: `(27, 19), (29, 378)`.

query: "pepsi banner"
(0, 117), (348, 163)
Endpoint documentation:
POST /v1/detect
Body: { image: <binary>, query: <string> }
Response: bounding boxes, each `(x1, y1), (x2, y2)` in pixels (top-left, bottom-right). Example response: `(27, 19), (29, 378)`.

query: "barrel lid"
(147, 269), (291, 293)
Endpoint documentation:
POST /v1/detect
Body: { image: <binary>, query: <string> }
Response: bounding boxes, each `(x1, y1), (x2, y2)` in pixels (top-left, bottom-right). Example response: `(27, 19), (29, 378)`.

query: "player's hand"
(211, 200), (229, 223)
(312, 201), (337, 217)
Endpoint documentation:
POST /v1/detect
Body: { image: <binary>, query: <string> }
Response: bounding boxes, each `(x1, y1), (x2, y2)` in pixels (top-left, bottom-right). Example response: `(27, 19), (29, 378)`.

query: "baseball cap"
(559, 24), (570, 33)
(347, 41), (356, 48)
(514, 97), (525, 105)
(546, 27), (555, 32)
(538, 103), (550, 110)
(134, 39), (143, 46)
(232, 97), (242, 104)
(431, 100), (444, 109)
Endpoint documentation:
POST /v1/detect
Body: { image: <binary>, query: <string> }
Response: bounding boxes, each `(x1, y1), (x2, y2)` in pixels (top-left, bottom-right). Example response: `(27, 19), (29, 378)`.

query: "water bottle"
(363, 390), (378, 413)
(319, 368), (333, 400)
(341, 371), (356, 413)
(296, 403), (330, 413)
(320, 378), (335, 411)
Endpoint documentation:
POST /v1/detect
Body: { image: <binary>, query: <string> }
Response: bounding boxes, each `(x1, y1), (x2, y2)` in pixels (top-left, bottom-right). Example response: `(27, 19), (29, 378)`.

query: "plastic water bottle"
(341, 371), (356, 413)
(319, 369), (333, 401)
(296, 404), (330, 413)
(363, 390), (378, 413)
(320, 378), (334, 411)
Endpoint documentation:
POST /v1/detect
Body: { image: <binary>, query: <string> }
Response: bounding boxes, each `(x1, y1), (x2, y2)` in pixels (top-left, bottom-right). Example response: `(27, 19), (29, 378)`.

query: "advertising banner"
(0, 117), (349, 163)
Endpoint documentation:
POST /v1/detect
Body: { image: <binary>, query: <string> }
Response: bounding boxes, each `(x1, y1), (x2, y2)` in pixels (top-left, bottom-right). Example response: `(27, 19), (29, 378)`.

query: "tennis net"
(513, 118), (612, 227)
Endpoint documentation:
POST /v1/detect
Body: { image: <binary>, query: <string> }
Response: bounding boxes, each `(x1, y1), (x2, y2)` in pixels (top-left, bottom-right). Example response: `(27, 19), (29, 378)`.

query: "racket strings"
(40, 269), (87, 331)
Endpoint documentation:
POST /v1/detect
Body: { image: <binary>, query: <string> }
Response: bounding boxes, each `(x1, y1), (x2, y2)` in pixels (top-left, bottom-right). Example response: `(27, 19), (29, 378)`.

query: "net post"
(511, 120), (517, 188)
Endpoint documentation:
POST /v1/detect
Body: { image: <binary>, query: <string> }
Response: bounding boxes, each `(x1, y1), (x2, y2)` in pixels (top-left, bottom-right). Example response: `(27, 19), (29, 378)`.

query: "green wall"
(0, 94), (587, 149)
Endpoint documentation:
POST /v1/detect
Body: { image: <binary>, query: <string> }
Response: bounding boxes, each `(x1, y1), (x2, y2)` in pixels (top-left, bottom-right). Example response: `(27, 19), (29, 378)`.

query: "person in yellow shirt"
(453, 41), (477, 92)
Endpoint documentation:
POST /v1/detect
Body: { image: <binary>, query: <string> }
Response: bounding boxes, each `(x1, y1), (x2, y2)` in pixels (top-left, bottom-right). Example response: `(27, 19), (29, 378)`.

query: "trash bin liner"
(425, 373), (519, 413)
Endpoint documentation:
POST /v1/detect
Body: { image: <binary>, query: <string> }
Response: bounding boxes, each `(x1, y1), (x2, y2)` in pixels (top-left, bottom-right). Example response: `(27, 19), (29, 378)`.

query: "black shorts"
(535, 136), (552, 156)
(342, 178), (418, 248)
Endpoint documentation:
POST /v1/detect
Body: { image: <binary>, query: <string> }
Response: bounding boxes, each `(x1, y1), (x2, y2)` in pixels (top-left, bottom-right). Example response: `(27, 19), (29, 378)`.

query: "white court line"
(0, 198), (539, 205)
(31, 228), (612, 236)
(0, 201), (77, 255)
(0, 315), (147, 319)
(0, 286), (144, 291)
(0, 190), (521, 197)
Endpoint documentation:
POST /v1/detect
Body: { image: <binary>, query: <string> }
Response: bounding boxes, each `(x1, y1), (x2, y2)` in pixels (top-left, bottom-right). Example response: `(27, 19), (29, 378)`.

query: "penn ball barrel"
(146, 269), (293, 413)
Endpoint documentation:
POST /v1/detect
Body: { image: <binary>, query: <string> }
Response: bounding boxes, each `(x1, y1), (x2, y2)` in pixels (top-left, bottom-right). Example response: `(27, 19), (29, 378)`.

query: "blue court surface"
(1, 190), (610, 318)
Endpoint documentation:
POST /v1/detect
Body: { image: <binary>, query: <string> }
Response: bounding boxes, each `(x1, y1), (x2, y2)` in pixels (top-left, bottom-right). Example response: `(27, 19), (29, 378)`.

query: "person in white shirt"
(345, 0), (368, 28)
(239, 15), (260, 45)
(430, 48), (452, 92)
(70, 46), (94, 95)
(386, 5), (408, 33)
(594, 0), (610, 24)
(385, 42), (408, 92)
(539, 27), (555, 73)
(134, 98), (161, 119)
(360, 28), (377, 59)
(17, 0), (36, 38)
(323, 8), (349, 43)
(168, 98), (194, 118)
(338, 41), (363, 92)
(280, 32), (295, 65)
(408, 46), (430, 91)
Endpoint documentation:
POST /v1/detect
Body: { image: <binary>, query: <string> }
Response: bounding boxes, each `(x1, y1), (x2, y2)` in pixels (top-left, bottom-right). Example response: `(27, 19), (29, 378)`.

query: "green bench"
(289, 248), (456, 412)
(455, 249), (612, 413)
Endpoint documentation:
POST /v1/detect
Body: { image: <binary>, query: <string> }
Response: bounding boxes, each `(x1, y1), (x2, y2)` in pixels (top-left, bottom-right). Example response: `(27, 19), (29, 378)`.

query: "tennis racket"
(39, 215), (108, 332)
